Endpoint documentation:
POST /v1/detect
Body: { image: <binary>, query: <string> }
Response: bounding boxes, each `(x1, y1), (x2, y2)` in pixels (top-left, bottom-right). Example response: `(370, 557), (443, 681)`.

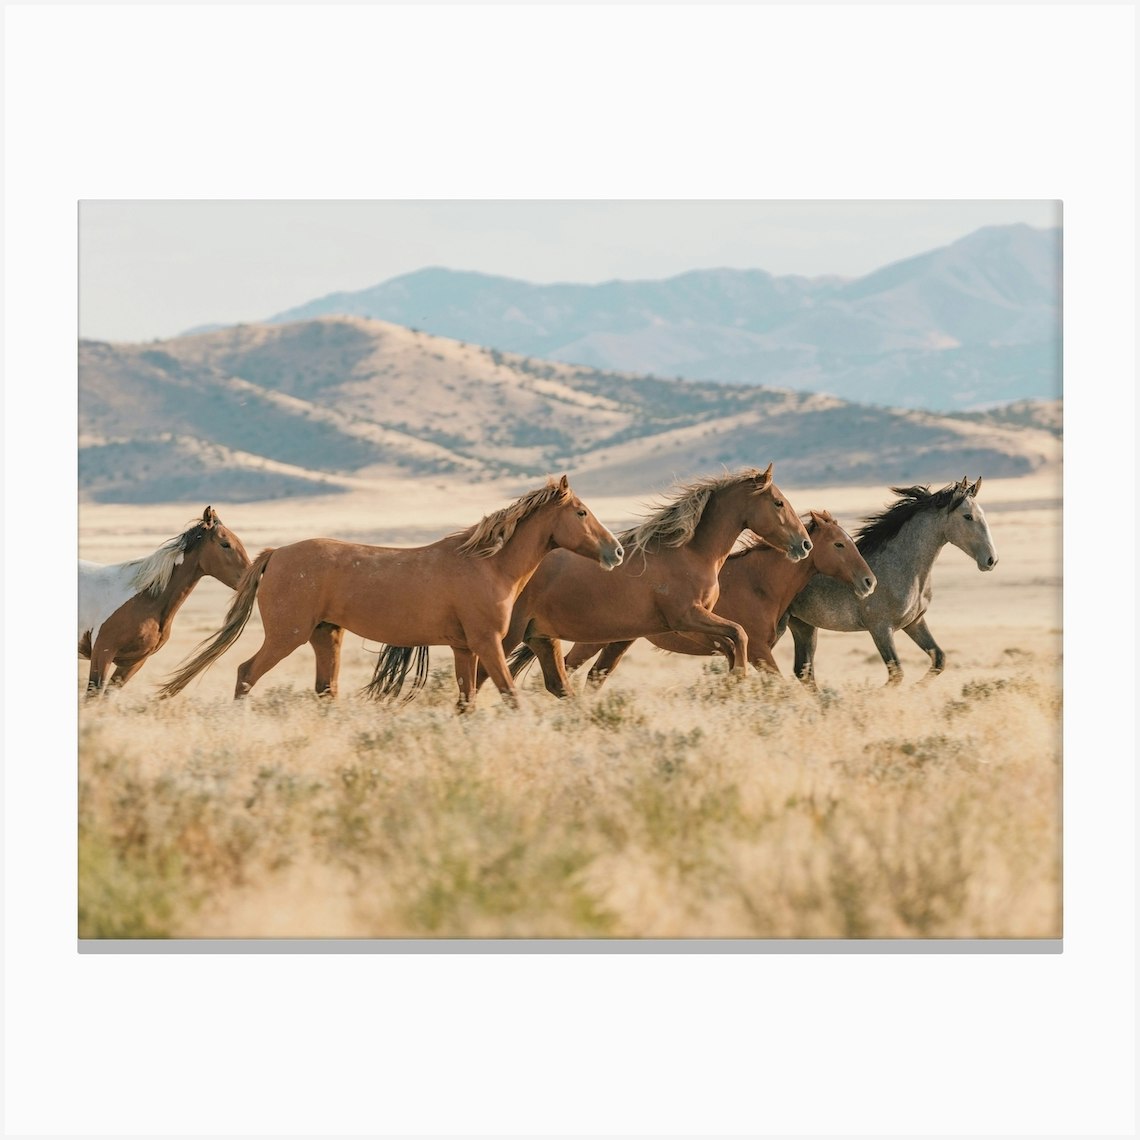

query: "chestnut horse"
(552, 509), (877, 685)
(79, 506), (251, 695)
(787, 478), (998, 685)
(159, 477), (623, 711)
(483, 464), (813, 700)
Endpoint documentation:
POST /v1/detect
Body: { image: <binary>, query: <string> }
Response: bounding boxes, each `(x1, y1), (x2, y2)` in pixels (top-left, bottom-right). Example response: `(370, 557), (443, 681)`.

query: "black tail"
(507, 643), (537, 679)
(362, 644), (430, 702)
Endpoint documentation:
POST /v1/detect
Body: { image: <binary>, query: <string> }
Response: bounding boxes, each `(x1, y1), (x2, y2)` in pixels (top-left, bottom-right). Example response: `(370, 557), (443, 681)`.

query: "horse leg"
(107, 657), (150, 690)
(748, 643), (781, 675)
(586, 640), (635, 688)
(469, 635), (521, 710)
(309, 622), (344, 698)
(675, 608), (749, 675)
(85, 640), (118, 697)
(524, 633), (573, 699)
(452, 647), (478, 714)
(902, 617), (945, 681)
(789, 616), (819, 690)
(564, 641), (603, 674)
(235, 630), (310, 698)
(868, 624), (904, 685)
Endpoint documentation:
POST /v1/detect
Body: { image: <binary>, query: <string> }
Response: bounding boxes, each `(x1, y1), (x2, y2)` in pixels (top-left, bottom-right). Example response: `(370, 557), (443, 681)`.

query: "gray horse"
(786, 477), (997, 686)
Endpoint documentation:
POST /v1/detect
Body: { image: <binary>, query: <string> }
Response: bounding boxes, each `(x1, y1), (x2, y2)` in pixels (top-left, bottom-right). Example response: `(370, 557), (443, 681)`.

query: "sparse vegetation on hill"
(80, 318), (1060, 504)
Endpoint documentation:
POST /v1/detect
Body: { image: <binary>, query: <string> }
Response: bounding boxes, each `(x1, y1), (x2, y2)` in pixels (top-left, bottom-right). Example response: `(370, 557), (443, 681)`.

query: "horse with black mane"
(786, 477), (997, 686)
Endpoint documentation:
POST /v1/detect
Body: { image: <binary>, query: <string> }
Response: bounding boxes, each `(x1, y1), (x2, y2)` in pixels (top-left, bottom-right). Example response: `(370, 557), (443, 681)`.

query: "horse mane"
(856, 484), (968, 557)
(726, 511), (826, 561)
(456, 479), (570, 558)
(128, 519), (208, 595)
(620, 469), (766, 557)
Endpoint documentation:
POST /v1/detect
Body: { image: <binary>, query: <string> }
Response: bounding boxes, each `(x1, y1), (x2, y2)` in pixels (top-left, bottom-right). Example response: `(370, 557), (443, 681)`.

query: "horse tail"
(507, 643), (537, 679)
(363, 644), (430, 702)
(158, 548), (274, 698)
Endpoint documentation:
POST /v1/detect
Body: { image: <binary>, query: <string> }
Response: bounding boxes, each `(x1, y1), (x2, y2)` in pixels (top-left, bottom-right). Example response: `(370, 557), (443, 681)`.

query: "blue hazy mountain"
(264, 224), (1061, 412)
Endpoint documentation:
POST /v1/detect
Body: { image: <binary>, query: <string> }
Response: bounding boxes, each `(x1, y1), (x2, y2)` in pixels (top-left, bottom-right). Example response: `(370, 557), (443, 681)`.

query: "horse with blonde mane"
(160, 477), (622, 711)
(79, 506), (251, 695)
(466, 464), (811, 700)
(557, 508), (876, 684)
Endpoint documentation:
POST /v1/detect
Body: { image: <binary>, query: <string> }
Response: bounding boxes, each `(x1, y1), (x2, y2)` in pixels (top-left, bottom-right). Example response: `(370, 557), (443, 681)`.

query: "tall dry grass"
(78, 647), (1061, 940)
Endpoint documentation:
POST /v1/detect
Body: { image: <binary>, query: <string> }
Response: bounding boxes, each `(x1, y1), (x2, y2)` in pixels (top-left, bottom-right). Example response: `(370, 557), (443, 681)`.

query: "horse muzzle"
(977, 553), (998, 572)
(854, 574), (877, 599)
(789, 537), (812, 562)
(600, 543), (624, 571)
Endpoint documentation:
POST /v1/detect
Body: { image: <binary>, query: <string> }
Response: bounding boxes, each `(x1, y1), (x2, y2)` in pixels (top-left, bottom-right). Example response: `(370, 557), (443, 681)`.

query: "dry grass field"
(77, 469), (1062, 940)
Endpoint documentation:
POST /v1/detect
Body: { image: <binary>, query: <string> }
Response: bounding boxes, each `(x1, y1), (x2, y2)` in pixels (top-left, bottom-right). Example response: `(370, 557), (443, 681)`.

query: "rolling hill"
(80, 317), (1061, 504)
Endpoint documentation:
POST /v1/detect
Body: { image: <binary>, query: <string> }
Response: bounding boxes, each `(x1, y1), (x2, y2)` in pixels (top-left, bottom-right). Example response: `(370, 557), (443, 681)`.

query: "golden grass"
(77, 472), (1062, 940)
(78, 649), (1061, 940)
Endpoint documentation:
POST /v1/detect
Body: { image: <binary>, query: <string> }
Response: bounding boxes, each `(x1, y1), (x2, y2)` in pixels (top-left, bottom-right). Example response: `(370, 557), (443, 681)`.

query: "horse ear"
(557, 474), (570, 494)
(971, 476), (983, 497)
(202, 506), (217, 527)
(809, 509), (825, 525)
(756, 463), (773, 487)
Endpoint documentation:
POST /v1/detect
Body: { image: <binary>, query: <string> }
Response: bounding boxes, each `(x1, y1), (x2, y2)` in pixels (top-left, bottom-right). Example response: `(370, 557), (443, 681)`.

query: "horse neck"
(732, 545), (815, 613)
(688, 486), (752, 563)
(875, 511), (948, 584)
(149, 549), (206, 625)
(490, 507), (564, 582)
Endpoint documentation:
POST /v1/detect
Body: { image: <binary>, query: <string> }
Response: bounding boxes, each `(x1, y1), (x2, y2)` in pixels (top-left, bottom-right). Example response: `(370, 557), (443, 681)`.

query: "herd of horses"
(78, 467), (999, 711)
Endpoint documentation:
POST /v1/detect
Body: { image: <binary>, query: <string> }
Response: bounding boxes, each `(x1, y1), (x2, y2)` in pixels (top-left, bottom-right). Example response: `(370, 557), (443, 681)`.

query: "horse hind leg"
(585, 640), (634, 689)
(309, 622), (344, 698)
(525, 633), (573, 699)
(453, 647), (478, 714)
(902, 617), (945, 682)
(235, 629), (310, 698)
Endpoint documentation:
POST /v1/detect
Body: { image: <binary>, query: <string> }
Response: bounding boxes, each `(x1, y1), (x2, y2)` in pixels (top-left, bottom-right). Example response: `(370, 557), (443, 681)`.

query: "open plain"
(77, 468), (1062, 939)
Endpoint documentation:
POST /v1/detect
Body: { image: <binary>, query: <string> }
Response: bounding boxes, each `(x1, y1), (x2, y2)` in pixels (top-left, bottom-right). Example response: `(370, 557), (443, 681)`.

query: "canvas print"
(77, 201), (1062, 941)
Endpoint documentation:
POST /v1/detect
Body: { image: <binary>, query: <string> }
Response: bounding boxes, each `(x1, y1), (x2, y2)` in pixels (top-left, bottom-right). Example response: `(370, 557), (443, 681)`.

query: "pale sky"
(79, 200), (1060, 343)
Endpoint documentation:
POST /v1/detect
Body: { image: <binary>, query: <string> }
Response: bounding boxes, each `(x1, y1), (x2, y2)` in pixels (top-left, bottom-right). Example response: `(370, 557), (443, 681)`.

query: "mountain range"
(258, 224), (1061, 412)
(80, 317), (1060, 505)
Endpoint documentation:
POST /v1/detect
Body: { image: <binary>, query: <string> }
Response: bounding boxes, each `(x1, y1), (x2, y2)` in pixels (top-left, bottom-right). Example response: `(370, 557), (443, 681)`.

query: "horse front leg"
(675, 607), (749, 675)
(902, 617), (946, 682)
(868, 624), (904, 685)
(85, 640), (117, 697)
(469, 635), (520, 710)
(789, 616), (819, 690)
(107, 657), (150, 690)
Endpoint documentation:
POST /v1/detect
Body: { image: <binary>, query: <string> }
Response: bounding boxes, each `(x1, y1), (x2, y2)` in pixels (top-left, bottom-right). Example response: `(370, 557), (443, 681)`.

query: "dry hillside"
(80, 318), (1060, 503)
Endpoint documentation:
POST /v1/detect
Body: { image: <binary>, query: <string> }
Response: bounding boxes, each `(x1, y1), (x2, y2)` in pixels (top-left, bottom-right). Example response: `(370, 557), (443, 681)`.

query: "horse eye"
(834, 542), (844, 549)
(577, 509), (587, 518)
(773, 499), (784, 508)
(219, 539), (231, 548)
(963, 514), (973, 521)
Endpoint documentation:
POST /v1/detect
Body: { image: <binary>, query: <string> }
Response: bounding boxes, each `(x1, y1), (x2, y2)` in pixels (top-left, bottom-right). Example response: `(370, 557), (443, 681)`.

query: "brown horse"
(79, 506), (251, 695)
(555, 509), (877, 685)
(159, 477), (623, 710)
(479, 464), (812, 700)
